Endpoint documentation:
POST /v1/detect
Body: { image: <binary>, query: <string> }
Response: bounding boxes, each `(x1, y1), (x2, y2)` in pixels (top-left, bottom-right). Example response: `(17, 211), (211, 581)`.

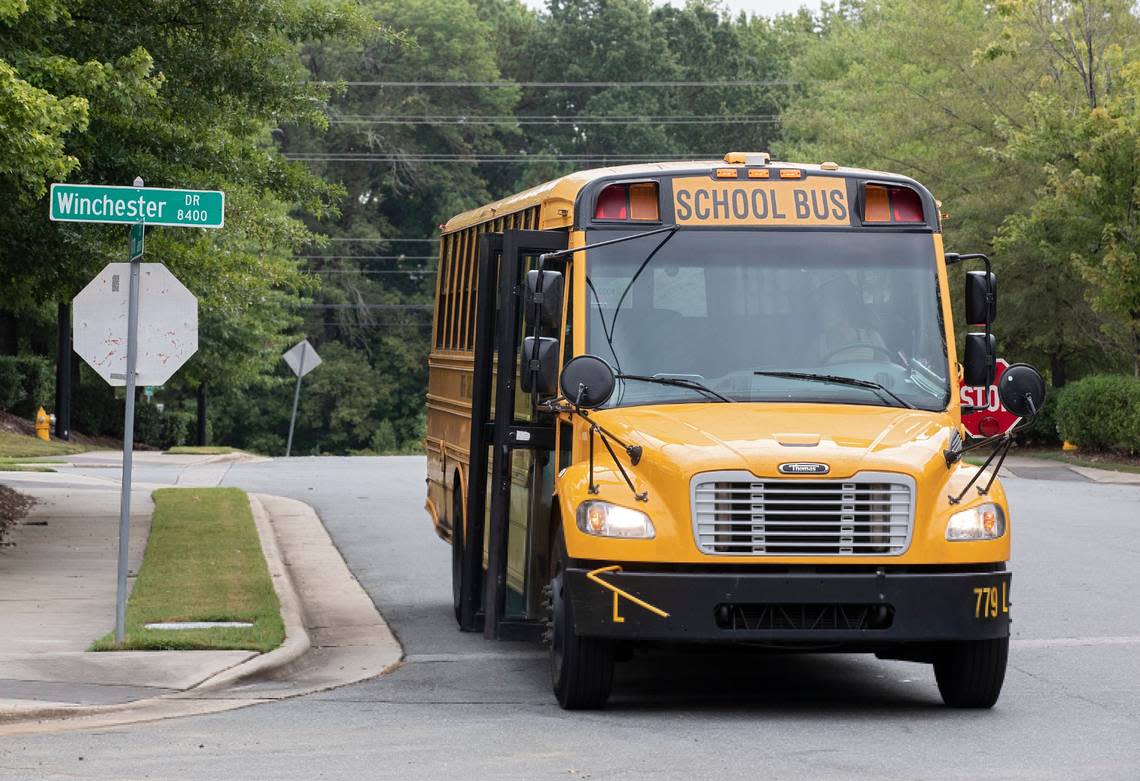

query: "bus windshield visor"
(584, 229), (951, 410)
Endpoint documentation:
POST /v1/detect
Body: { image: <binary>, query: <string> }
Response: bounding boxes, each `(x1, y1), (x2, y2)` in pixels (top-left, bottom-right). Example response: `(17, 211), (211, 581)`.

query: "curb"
(0, 490), (400, 735)
(187, 494), (310, 692)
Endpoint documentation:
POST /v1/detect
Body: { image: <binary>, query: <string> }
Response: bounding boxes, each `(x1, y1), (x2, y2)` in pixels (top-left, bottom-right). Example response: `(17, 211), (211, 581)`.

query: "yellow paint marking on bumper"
(586, 565), (670, 623)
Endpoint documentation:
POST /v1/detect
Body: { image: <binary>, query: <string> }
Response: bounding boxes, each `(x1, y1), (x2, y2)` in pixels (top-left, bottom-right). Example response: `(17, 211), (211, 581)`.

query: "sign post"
(113, 253), (142, 642)
(282, 339), (321, 457)
(62, 177), (220, 644)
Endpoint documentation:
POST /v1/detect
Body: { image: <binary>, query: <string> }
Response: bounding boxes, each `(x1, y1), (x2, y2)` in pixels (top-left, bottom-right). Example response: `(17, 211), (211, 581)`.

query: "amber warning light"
(594, 182), (660, 221)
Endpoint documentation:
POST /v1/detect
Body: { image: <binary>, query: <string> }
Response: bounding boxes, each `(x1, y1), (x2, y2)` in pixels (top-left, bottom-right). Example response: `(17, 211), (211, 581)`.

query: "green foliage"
(1055, 374), (1140, 452)
(779, 0), (1140, 388)
(1016, 385), (1063, 446)
(0, 354), (53, 417)
(134, 402), (194, 449)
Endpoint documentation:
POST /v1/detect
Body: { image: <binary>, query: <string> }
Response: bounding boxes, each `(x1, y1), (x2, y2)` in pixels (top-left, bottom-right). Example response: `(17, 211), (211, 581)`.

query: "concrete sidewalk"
(1001, 455), (1140, 484)
(0, 469), (401, 734)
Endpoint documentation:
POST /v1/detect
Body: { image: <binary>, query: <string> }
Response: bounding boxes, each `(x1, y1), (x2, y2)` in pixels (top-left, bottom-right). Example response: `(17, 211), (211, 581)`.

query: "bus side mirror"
(525, 270), (564, 330)
(560, 354), (615, 408)
(964, 333), (996, 387)
(520, 337), (559, 395)
(965, 270), (996, 325)
(998, 363), (1046, 418)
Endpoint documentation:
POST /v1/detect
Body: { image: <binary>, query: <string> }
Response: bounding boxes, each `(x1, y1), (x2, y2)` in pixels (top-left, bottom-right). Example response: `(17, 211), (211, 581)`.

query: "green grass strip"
(0, 431), (89, 459)
(165, 446), (240, 455)
(91, 487), (284, 652)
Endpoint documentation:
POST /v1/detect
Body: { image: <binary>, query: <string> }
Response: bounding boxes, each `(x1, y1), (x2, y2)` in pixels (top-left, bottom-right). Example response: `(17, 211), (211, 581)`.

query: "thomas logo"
(778, 462), (830, 475)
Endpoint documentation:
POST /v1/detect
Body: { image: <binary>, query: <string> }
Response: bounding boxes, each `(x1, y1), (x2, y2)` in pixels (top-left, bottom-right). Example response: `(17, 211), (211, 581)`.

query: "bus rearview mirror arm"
(946, 363), (1046, 502)
(542, 392), (646, 502)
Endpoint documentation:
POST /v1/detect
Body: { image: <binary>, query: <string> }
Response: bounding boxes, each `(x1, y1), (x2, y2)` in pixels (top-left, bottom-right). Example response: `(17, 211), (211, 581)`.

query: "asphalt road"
(2, 455), (1139, 780)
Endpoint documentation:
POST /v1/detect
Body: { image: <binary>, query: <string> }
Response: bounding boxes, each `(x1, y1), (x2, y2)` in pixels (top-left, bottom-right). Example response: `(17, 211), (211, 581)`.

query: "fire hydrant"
(35, 406), (51, 442)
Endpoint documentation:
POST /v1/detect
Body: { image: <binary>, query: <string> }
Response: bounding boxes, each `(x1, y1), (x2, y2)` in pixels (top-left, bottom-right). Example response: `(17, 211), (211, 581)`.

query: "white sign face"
(73, 263), (198, 386)
(283, 339), (321, 378)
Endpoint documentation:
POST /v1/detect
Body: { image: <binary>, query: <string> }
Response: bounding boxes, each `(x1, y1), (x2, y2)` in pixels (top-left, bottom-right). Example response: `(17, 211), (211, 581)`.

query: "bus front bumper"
(565, 566), (1011, 644)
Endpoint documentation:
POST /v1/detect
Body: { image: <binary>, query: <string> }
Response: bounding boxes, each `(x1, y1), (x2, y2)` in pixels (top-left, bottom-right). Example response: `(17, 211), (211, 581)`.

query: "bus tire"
(451, 485), (464, 626)
(549, 539), (614, 710)
(933, 636), (1008, 708)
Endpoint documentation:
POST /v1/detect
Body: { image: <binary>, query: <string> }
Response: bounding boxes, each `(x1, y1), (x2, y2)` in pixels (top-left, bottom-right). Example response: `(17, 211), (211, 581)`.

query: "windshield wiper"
(617, 373), (734, 403)
(753, 371), (914, 409)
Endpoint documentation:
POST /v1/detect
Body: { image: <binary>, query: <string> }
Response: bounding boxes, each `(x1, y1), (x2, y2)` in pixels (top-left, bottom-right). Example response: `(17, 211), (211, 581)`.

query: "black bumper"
(566, 566), (1011, 645)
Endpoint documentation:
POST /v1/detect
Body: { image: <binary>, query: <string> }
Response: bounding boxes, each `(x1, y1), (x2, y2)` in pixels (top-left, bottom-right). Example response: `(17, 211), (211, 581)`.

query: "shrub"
(0, 355), (54, 418)
(1055, 374), (1140, 453)
(135, 404), (195, 449)
(134, 402), (163, 446)
(1016, 386), (1063, 446)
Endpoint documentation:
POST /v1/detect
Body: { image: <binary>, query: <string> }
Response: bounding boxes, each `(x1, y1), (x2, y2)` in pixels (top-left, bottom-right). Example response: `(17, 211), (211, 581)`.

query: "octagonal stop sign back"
(959, 357), (1021, 437)
(73, 263), (198, 387)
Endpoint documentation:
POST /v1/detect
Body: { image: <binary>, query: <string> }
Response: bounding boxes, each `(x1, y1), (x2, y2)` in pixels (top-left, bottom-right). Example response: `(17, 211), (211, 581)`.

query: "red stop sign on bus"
(959, 358), (1020, 437)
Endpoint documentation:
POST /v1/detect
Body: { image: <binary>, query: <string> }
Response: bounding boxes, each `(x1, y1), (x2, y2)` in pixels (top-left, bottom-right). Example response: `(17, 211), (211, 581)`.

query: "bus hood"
(590, 402), (954, 480)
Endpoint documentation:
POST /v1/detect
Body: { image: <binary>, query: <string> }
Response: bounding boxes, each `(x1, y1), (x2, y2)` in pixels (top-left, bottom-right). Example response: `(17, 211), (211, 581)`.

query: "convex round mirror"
(560, 355), (615, 408)
(998, 363), (1046, 418)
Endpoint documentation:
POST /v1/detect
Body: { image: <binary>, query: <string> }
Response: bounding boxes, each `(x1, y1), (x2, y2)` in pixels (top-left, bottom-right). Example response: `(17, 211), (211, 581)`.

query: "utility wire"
(286, 154), (723, 164)
(304, 237), (438, 242)
(298, 254), (437, 259)
(306, 269), (436, 275)
(325, 80), (797, 87)
(329, 117), (780, 125)
(291, 304), (433, 310)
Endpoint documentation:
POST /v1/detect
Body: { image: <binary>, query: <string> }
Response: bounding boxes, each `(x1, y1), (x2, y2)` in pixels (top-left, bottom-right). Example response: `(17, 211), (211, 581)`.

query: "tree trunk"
(1050, 353), (1067, 388)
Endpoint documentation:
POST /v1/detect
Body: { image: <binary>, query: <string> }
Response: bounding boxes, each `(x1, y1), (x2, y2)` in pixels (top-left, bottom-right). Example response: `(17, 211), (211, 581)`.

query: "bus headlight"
(946, 503), (1006, 541)
(576, 501), (655, 539)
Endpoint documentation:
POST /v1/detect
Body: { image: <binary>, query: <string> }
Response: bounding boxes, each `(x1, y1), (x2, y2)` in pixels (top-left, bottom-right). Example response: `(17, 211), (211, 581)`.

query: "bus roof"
(440, 158), (918, 235)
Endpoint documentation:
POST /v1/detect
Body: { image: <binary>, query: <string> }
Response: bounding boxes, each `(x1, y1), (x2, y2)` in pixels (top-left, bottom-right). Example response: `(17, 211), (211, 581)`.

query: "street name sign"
(129, 221), (145, 261)
(73, 263), (199, 386)
(50, 183), (225, 228)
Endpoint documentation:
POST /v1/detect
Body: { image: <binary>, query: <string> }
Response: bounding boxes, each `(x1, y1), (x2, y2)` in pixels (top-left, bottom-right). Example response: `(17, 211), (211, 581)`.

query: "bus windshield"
(584, 229), (951, 411)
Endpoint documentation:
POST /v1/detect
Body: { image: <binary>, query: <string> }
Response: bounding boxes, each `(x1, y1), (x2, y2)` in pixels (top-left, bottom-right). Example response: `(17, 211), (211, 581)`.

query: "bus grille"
(691, 472), (914, 556)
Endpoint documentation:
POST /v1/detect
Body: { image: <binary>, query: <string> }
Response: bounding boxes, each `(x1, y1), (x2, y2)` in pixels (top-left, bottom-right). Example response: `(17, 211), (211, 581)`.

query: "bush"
(0, 355), (54, 418)
(135, 403), (195, 449)
(134, 402), (163, 446)
(1016, 386), (1063, 446)
(1055, 374), (1140, 453)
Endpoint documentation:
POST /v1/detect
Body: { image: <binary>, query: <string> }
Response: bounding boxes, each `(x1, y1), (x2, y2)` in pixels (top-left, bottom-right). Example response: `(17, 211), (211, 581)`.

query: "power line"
(304, 237), (438, 242)
(307, 269), (436, 275)
(326, 80), (797, 88)
(285, 153), (723, 164)
(291, 303), (433, 310)
(329, 116), (780, 126)
(298, 254), (437, 259)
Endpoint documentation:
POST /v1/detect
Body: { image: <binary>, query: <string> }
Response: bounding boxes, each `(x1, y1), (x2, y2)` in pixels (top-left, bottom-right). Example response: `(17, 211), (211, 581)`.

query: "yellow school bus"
(425, 152), (1044, 710)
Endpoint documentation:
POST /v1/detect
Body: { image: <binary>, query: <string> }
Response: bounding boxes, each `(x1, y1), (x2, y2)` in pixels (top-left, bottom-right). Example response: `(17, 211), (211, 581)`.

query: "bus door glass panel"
(505, 250), (553, 620)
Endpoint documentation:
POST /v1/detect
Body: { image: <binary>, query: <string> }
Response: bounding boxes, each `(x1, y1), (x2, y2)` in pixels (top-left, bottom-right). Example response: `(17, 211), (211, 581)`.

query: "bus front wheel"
(933, 636), (1008, 708)
(549, 541), (614, 710)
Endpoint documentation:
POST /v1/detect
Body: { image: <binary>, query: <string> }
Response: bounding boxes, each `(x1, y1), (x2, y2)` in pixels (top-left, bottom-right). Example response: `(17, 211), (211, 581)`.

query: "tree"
(991, 1), (1140, 378)
(777, 0), (1140, 384)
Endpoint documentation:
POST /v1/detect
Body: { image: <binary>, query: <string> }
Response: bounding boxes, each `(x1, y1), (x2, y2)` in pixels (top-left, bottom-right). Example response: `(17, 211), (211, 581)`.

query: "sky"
(520, 0), (823, 17)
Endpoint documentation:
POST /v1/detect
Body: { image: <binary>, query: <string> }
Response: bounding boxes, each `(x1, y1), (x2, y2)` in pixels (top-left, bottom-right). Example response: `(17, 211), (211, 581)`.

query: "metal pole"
(285, 341), (306, 457)
(196, 382), (207, 446)
(55, 302), (72, 441)
(115, 252), (142, 644)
